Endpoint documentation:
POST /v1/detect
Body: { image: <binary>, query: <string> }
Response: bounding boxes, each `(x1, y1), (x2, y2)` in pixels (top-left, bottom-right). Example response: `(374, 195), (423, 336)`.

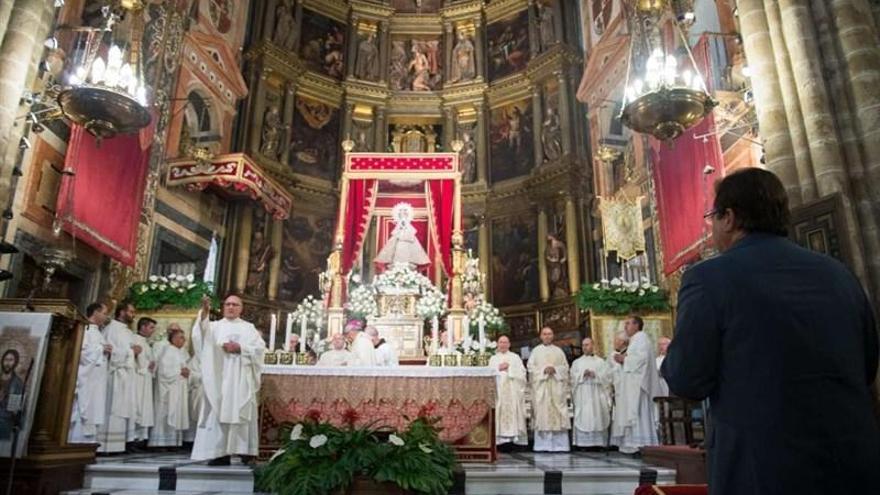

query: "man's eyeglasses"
(703, 208), (718, 219)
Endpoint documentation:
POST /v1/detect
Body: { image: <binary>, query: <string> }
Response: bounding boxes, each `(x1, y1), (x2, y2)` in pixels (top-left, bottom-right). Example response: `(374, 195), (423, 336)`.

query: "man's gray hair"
(615, 331), (630, 342)
(365, 326), (379, 337)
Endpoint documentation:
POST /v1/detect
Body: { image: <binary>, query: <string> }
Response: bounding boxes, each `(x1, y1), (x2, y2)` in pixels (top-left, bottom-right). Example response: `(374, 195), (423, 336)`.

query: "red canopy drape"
(652, 35), (724, 274)
(56, 124), (154, 266)
(426, 179), (454, 276)
(340, 179), (377, 275)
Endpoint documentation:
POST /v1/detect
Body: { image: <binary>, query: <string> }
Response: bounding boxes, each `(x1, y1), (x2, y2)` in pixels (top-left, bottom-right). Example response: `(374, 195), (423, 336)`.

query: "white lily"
(290, 423), (304, 441)
(309, 434), (328, 448)
(418, 443), (433, 453)
(186, 273), (195, 282)
(269, 448), (286, 461)
(148, 275), (158, 282)
(388, 434), (405, 446)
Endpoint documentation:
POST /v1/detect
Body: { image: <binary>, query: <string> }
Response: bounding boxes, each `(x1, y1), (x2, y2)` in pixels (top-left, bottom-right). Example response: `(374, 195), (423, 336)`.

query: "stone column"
(280, 82), (296, 164)
(248, 65), (269, 156)
(347, 16), (360, 79)
(0, 0), (16, 47)
(0, 0), (52, 211)
(378, 21), (390, 84)
(476, 105), (488, 183)
(234, 204), (255, 292)
(735, 0), (801, 202)
(764, 0), (816, 202)
(292, 1), (304, 53)
(342, 102), (354, 142)
(375, 107), (386, 150)
(478, 219), (490, 294)
(443, 107), (455, 150)
(565, 197), (581, 294)
(262, 0), (278, 42)
(532, 87), (544, 165)
(527, 0), (540, 58)
(474, 19), (485, 80)
(551, 0), (564, 45)
(537, 207), (550, 302)
(444, 22), (454, 82)
(267, 218), (284, 300)
(556, 71), (573, 157)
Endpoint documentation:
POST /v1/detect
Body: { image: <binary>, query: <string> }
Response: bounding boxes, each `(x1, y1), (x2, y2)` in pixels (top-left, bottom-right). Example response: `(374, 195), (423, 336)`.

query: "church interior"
(0, 0), (878, 494)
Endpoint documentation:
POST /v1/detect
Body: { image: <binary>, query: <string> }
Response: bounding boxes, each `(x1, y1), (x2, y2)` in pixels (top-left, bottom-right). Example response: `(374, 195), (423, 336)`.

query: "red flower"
(417, 403), (437, 419)
(305, 409), (322, 422)
(341, 408), (360, 427)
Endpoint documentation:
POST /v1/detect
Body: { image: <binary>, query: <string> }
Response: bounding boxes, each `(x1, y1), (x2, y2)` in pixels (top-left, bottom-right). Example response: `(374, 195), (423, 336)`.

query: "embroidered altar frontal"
(259, 367), (497, 462)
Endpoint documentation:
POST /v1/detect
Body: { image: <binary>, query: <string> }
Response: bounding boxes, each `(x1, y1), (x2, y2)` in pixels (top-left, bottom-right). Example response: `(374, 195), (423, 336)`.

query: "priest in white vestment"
(612, 316), (662, 454)
(655, 337), (671, 397)
(570, 338), (612, 448)
(608, 332), (628, 448)
(69, 302), (111, 443)
(149, 328), (190, 447)
(191, 295), (266, 465)
(346, 324), (377, 366)
(131, 317), (158, 443)
(488, 335), (528, 447)
(316, 334), (354, 366)
(367, 326), (399, 367)
(184, 351), (202, 443)
(96, 301), (139, 453)
(528, 327), (570, 452)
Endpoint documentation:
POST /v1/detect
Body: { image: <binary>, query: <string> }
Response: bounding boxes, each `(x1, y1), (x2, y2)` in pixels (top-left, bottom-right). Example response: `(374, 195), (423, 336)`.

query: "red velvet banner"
(56, 124), (154, 266)
(340, 179), (377, 275)
(426, 179), (454, 276)
(652, 36), (724, 274)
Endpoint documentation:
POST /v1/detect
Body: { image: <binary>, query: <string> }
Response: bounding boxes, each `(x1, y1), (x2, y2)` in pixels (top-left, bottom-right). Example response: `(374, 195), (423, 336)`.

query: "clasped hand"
(222, 341), (241, 354)
(545, 365), (556, 376)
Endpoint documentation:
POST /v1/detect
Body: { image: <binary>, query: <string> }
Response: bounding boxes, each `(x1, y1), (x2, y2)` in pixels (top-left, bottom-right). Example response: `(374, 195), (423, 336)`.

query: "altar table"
(259, 366), (498, 462)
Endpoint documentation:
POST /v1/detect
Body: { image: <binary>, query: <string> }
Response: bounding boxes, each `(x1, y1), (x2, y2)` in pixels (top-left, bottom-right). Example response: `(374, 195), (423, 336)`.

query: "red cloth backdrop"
(56, 124), (154, 266)
(340, 179), (378, 275)
(652, 35), (724, 274)
(426, 179), (454, 276)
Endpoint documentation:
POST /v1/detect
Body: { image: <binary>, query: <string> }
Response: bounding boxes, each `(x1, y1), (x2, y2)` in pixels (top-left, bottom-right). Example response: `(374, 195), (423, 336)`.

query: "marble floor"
(63, 450), (675, 495)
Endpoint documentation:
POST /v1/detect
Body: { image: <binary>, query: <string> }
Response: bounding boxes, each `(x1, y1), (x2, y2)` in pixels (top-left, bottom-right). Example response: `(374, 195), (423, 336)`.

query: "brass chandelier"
(620, 0), (716, 142)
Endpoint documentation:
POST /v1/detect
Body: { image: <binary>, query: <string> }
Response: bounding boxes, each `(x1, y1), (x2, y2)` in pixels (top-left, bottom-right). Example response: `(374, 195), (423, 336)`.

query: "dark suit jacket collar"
(725, 232), (786, 253)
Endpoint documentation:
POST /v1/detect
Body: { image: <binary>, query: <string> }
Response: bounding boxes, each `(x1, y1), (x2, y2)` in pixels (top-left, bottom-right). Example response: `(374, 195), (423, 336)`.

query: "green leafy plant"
(576, 277), (670, 315)
(128, 274), (216, 310)
(255, 408), (455, 495)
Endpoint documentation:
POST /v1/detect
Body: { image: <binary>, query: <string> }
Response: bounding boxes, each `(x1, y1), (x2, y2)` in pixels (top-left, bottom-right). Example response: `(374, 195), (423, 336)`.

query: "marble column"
(346, 16), (360, 79)
(532, 88), (544, 166)
(735, 0), (801, 202)
(478, 219), (490, 295)
(476, 105), (488, 183)
(378, 21), (390, 84)
(527, 0), (540, 58)
(234, 204), (255, 292)
(267, 218), (284, 300)
(537, 207), (550, 302)
(248, 65), (269, 156)
(565, 197), (581, 294)
(375, 107), (386, 151)
(474, 20), (485, 80)
(556, 71), (573, 157)
(262, 0), (278, 42)
(280, 82), (296, 164)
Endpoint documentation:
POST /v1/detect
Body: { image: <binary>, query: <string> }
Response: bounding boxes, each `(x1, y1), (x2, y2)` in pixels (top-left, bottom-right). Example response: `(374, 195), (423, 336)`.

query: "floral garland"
(345, 284), (378, 320)
(128, 273), (215, 310)
(374, 262), (435, 291)
(416, 287), (447, 320)
(576, 276), (670, 315)
(290, 295), (325, 326)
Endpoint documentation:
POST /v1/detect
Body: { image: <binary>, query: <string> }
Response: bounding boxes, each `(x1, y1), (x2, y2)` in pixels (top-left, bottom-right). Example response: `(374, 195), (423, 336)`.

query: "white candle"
(300, 316), (307, 354)
(478, 318), (486, 353)
(284, 313), (293, 351)
(431, 316), (439, 353)
(462, 315), (470, 345)
(446, 317), (454, 350)
(269, 313), (277, 352)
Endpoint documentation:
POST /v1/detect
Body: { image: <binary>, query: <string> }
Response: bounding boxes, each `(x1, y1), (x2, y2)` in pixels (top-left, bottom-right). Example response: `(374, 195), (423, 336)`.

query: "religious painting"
(391, 0), (442, 13)
(507, 312), (540, 342)
(491, 215), (539, 307)
(244, 208), (275, 299)
(489, 99), (534, 183)
(545, 209), (569, 298)
(288, 95), (341, 181)
(789, 195), (852, 268)
(541, 79), (563, 163)
(207, 0), (234, 34)
(279, 211), (336, 303)
(389, 38), (443, 91)
(299, 9), (345, 80)
(487, 10), (531, 81)
(0, 313), (52, 458)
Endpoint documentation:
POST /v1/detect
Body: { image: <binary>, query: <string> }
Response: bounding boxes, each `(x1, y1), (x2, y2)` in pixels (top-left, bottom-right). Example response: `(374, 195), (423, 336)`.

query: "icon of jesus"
(374, 202), (431, 267)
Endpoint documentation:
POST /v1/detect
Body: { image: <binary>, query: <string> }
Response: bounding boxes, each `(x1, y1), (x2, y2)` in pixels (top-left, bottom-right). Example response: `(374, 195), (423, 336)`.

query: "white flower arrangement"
(597, 275), (661, 294)
(374, 263), (435, 291)
(468, 300), (505, 330)
(416, 287), (447, 319)
(461, 256), (485, 297)
(345, 284), (378, 319)
(291, 295), (325, 325)
(129, 273), (213, 310)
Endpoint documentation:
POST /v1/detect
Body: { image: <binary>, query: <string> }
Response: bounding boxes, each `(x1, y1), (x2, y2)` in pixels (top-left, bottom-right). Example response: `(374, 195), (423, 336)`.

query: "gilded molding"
(440, 0), (483, 22)
(296, 71), (346, 106)
(343, 80), (392, 106)
(389, 14), (445, 35)
(350, 0), (395, 19)
(301, 0), (350, 23)
(486, 75), (534, 107)
(484, 0), (530, 24)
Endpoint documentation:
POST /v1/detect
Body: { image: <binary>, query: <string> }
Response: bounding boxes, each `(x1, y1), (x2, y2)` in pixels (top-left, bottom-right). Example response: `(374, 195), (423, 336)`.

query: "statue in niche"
(542, 105), (563, 162)
(409, 42), (432, 91)
(259, 105), (286, 160)
(353, 121), (371, 151)
(545, 232), (569, 297)
(538, 2), (556, 52)
(273, 0), (297, 51)
(458, 124), (477, 183)
(374, 202), (431, 268)
(449, 30), (476, 83)
(354, 32), (379, 81)
(390, 41), (408, 90)
(246, 229), (276, 298)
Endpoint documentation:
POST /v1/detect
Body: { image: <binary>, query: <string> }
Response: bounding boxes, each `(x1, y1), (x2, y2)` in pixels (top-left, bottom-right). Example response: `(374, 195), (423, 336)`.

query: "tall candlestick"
(300, 316), (307, 354)
(462, 315), (470, 343)
(269, 313), (277, 352)
(478, 318), (486, 353)
(284, 313), (293, 351)
(431, 316), (439, 353)
(446, 317), (454, 350)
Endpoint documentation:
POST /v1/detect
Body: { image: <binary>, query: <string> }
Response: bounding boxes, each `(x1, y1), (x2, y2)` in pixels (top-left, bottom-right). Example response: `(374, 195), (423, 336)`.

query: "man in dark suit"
(662, 168), (879, 495)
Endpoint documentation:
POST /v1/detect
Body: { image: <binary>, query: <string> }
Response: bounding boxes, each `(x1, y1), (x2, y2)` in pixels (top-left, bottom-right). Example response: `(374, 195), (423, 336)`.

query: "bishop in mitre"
(316, 333), (354, 366)
(488, 335), (528, 447)
(69, 302), (111, 444)
(612, 316), (662, 454)
(131, 317), (158, 445)
(191, 295), (266, 465)
(570, 338), (612, 448)
(374, 202), (430, 267)
(528, 326), (571, 452)
(149, 328), (190, 447)
(96, 301), (139, 453)
(345, 321), (376, 366)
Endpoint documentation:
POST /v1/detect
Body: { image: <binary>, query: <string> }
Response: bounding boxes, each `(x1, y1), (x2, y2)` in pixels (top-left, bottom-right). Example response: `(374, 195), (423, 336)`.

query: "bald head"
(331, 333), (345, 350)
(539, 326), (554, 345)
(222, 295), (243, 320)
(614, 331), (629, 352)
(581, 337), (594, 356)
(365, 326), (379, 344)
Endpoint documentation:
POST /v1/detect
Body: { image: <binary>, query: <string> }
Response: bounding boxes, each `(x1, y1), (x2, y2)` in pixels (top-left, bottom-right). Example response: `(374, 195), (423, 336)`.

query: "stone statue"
(259, 105), (285, 160)
(246, 230), (276, 298)
(459, 125), (477, 184)
(390, 41), (408, 90)
(542, 105), (563, 162)
(538, 2), (556, 52)
(374, 202), (431, 267)
(449, 31), (476, 83)
(354, 32), (379, 81)
(409, 43), (432, 91)
(272, 0), (297, 51)
(353, 122), (371, 151)
(545, 233), (568, 297)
